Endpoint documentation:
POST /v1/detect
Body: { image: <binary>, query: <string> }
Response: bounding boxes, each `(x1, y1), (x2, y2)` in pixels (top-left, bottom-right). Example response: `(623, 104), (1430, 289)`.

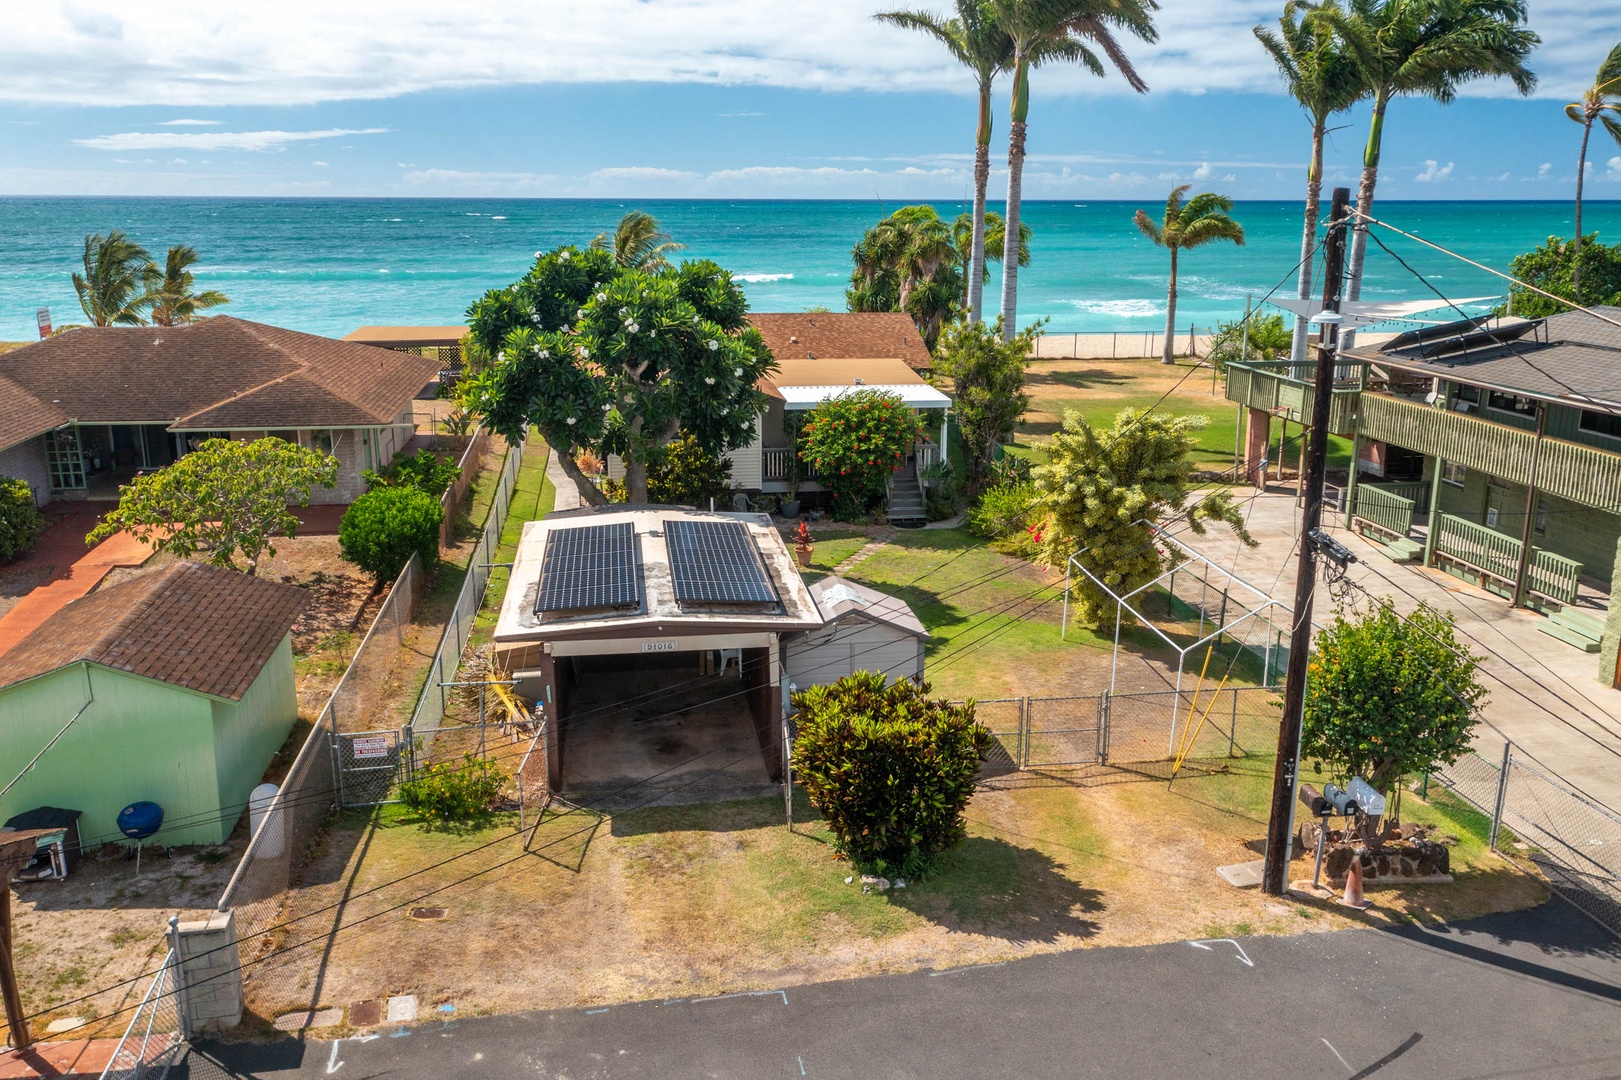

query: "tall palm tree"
(1134, 185), (1246, 365)
(1255, 1), (1367, 363)
(1312, 0), (1537, 349)
(847, 205), (965, 348)
(146, 245), (230, 326)
(72, 230), (156, 326)
(591, 210), (686, 271)
(952, 209), (1030, 308)
(1566, 43), (1621, 302)
(876, 3), (1014, 324)
(991, 0), (1159, 340)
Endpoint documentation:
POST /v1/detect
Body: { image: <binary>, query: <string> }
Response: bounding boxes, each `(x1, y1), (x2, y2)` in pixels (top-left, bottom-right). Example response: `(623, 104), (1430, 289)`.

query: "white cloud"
(155, 118), (221, 126)
(1538, 162), (1553, 178)
(1190, 162), (1213, 181)
(1608, 156), (1621, 180)
(400, 168), (561, 194)
(3, 0), (1610, 107)
(1492, 171), (1511, 181)
(312, 160), (329, 167)
(74, 127), (388, 151)
(1414, 160), (1455, 183)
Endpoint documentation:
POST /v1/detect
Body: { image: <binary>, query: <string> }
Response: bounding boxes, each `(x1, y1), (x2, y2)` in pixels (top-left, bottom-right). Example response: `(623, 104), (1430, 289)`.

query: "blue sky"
(2, 0), (1617, 201)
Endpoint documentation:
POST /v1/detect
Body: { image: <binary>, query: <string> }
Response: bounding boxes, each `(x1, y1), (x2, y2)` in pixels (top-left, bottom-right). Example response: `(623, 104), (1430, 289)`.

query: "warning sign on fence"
(351, 735), (391, 759)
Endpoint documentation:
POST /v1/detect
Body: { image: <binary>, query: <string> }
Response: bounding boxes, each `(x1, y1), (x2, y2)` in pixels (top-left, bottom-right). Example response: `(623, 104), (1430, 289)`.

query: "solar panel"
(665, 520), (778, 606)
(535, 522), (642, 613)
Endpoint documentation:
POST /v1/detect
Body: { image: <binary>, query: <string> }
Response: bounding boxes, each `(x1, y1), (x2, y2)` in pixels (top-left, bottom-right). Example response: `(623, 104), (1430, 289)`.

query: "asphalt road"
(182, 901), (1621, 1080)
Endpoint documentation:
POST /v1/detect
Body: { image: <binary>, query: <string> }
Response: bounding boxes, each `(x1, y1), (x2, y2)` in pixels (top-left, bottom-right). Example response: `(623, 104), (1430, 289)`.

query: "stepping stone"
(386, 995), (418, 1023)
(1216, 859), (1266, 888)
(349, 1000), (382, 1027)
(274, 1007), (343, 1032)
(44, 1018), (85, 1034)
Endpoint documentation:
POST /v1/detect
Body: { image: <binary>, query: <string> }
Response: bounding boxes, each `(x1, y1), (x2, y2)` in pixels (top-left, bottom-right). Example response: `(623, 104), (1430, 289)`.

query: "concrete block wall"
(176, 910), (244, 1032)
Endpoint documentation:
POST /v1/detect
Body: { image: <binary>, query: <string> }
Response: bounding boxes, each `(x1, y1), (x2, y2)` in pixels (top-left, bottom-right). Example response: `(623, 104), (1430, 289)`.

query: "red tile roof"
(746, 313), (932, 371)
(0, 561), (306, 701)
(0, 317), (438, 438)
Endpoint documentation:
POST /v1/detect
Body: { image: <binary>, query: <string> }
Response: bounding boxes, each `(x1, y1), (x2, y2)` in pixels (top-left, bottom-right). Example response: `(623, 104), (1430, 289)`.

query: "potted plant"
(781, 413), (805, 518)
(794, 519), (813, 568)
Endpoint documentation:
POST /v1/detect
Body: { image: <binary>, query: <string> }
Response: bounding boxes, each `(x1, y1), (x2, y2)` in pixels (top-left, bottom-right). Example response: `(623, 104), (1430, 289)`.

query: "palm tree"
(991, 0), (1159, 340)
(72, 230), (157, 326)
(876, 3), (1013, 324)
(591, 210), (685, 271)
(952, 209), (1030, 309)
(1134, 186), (1246, 365)
(847, 206), (965, 348)
(146, 245), (230, 326)
(1566, 43), (1621, 302)
(1255, 2), (1367, 363)
(1311, 0), (1537, 349)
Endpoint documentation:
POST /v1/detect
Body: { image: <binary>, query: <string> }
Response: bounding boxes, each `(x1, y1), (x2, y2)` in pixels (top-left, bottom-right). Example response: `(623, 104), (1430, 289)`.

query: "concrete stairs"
(886, 460), (927, 529)
(1538, 606), (1605, 653)
(1376, 537), (1425, 563)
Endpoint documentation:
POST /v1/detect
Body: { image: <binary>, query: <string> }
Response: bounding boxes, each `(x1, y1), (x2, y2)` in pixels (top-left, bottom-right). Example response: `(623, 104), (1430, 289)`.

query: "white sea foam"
(1069, 298), (1161, 318)
(491, 215), (507, 220)
(736, 272), (794, 283)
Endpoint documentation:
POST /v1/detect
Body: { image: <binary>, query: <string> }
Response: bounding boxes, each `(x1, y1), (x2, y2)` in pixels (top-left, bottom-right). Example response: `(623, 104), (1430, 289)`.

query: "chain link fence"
(1434, 745), (1621, 937)
(97, 949), (182, 1080)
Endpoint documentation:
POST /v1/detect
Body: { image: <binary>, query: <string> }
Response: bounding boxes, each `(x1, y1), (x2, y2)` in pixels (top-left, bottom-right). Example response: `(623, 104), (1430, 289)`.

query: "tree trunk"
(1161, 248), (1179, 365)
(969, 140), (991, 324)
(625, 462), (649, 505)
(1340, 100), (1385, 354)
(1575, 119), (1592, 303)
(1000, 120), (1027, 341)
(556, 450), (609, 507)
(1290, 123), (1326, 365)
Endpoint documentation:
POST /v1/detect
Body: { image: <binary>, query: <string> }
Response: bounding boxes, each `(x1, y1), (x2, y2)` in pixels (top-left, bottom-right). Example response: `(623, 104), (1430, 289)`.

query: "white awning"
(778, 384), (952, 410)
(1267, 296), (1500, 327)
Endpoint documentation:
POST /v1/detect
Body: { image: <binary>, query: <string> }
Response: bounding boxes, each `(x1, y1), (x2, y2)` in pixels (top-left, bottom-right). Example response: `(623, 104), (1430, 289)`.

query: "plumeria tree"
(798, 389), (925, 521)
(464, 245), (776, 506)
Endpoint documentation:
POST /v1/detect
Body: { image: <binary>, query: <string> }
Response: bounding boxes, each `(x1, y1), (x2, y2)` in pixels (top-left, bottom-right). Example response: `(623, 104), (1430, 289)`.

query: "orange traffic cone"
(1339, 854), (1371, 910)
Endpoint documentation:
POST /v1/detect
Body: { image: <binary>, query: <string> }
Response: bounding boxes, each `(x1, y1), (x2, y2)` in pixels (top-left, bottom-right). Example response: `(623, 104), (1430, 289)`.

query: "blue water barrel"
(117, 802), (163, 840)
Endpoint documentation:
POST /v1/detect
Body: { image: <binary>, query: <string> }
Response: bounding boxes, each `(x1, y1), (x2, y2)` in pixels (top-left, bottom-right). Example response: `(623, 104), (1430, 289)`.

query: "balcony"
(1225, 359), (1364, 436)
(1358, 392), (1621, 513)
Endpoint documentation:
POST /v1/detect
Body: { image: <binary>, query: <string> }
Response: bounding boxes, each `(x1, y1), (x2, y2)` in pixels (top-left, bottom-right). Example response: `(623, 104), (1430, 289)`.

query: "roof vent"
(789, 336), (798, 344)
(853, 377), (863, 385)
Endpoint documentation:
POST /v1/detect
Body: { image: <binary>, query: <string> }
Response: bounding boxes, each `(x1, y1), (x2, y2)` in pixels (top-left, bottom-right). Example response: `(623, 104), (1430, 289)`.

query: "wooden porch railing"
(1431, 512), (1583, 604)
(1352, 482), (1426, 539)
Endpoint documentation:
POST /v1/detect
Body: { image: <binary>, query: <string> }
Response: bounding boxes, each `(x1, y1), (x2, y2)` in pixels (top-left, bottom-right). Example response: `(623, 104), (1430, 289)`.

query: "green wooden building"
(0, 561), (306, 848)
(1228, 306), (1621, 683)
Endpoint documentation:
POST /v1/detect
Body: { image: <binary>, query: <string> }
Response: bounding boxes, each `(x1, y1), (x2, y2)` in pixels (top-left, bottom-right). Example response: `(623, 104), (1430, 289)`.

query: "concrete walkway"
(0, 507), (150, 656)
(1176, 486), (1621, 810)
(546, 452), (581, 513)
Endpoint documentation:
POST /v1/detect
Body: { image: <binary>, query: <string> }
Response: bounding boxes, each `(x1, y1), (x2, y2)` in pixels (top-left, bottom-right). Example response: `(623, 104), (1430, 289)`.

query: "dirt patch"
(0, 564), (57, 619)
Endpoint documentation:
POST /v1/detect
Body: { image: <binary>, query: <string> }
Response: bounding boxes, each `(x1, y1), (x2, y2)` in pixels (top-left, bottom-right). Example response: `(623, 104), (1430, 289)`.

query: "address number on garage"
(641, 640), (679, 653)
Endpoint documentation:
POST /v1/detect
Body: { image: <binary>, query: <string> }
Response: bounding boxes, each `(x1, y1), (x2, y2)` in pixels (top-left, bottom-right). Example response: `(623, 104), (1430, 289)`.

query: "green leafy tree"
(590, 210), (687, 271)
(798, 389), (926, 520)
(847, 205), (965, 348)
(399, 754), (504, 826)
(88, 437), (338, 575)
(1501, 234), (1621, 316)
(1566, 43), (1621, 301)
(146, 244), (230, 326)
(463, 245), (774, 507)
(365, 447), (461, 497)
(992, 0), (1157, 338)
(933, 316), (1037, 493)
(1303, 599), (1486, 798)
(1134, 186), (1246, 365)
(1207, 311), (1293, 370)
(72, 230), (157, 326)
(791, 672), (991, 878)
(876, 2), (1014, 324)
(1035, 408), (1253, 626)
(1255, 2), (1368, 361)
(604, 430), (734, 506)
(1308, 0), (1538, 350)
(0, 479), (45, 562)
(339, 485), (444, 584)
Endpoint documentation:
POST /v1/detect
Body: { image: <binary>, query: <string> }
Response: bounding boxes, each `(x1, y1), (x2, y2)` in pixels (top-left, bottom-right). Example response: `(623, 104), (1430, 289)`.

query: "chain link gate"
(333, 727), (412, 807)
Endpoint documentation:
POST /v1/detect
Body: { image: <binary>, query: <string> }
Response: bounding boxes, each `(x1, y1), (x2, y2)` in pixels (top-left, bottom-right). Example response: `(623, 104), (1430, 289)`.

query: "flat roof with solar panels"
(494, 506), (823, 655)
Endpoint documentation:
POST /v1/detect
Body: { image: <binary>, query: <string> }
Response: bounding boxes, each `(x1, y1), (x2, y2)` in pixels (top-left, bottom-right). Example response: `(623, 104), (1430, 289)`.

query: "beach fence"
(1033, 328), (1218, 361)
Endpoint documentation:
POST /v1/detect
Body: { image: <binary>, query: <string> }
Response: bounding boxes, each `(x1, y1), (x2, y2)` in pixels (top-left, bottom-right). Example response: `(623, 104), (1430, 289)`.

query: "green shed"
(0, 561), (306, 849)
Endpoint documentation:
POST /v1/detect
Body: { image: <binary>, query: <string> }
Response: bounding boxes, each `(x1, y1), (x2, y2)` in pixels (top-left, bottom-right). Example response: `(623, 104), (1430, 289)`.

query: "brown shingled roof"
(0, 317), (438, 434)
(746, 312), (932, 371)
(0, 561), (306, 701)
(0, 373), (69, 450)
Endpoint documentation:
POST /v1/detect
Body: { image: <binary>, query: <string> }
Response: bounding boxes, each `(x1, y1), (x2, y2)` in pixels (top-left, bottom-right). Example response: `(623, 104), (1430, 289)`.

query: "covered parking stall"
(494, 507), (824, 800)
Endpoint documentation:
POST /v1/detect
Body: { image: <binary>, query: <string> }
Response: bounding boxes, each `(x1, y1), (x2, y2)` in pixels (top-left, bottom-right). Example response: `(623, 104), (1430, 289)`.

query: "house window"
(314, 431), (334, 456)
(1441, 461), (1466, 487)
(1451, 384), (1480, 405)
(363, 431), (374, 472)
(1486, 391), (1537, 418)
(1579, 410), (1621, 440)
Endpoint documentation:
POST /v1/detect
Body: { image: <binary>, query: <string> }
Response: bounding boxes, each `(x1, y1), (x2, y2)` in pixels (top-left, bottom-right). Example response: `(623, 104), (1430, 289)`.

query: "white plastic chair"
(717, 648), (742, 677)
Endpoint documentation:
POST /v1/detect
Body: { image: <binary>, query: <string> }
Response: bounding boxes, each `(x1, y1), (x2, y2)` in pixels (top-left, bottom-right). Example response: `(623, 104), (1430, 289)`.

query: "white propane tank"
(248, 783), (285, 858)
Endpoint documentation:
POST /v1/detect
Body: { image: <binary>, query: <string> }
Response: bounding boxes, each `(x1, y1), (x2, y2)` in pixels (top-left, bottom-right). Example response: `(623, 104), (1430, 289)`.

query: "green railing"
(1352, 483), (1422, 538)
(1431, 513), (1583, 603)
(1224, 360), (1364, 436)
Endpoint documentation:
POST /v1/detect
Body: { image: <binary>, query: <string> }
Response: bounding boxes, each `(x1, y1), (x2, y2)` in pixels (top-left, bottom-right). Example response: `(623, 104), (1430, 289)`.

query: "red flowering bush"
(798, 390), (925, 521)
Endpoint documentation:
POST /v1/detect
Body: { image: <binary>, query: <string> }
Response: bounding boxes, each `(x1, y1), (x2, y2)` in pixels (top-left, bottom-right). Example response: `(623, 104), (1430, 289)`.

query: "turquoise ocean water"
(2, 197), (1617, 342)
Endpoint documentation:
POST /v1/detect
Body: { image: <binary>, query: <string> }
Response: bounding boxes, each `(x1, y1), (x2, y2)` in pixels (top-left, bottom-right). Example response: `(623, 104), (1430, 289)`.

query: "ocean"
(1, 197), (1616, 342)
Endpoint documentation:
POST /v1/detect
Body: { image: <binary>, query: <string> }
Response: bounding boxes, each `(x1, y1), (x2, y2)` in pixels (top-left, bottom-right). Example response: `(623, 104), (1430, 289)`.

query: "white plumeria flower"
(707, 340), (719, 351)
(649, 329), (657, 339)
(559, 251), (571, 261)
(577, 309), (586, 319)
(734, 367), (743, 377)
(537, 348), (549, 359)
(565, 416), (577, 426)
(602, 403), (612, 411)
(619, 307), (628, 316)
(596, 292), (607, 301)
(579, 346), (590, 357)
(704, 377), (716, 385)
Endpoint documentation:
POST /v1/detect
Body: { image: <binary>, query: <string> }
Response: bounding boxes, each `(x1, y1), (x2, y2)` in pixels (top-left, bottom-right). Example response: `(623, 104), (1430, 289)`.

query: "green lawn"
(472, 435), (555, 645)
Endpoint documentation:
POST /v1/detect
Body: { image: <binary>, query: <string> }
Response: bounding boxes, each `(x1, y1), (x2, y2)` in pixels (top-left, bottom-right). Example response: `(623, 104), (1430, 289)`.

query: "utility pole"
(1262, 186), (1352, 897)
